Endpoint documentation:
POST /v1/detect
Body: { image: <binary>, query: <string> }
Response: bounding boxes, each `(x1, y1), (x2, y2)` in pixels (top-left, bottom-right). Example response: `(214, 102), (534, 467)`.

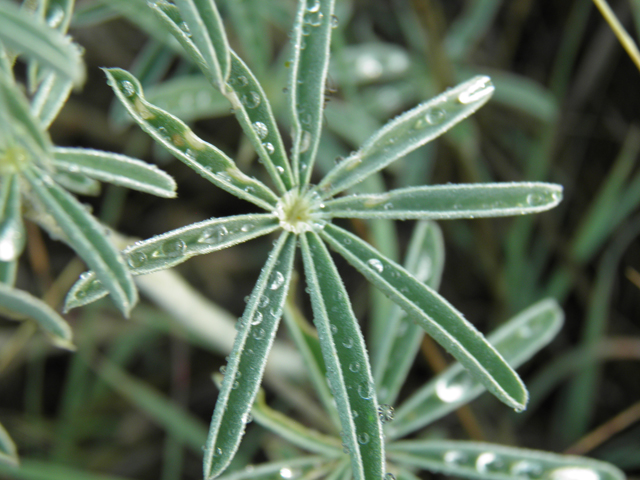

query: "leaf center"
(275, 189), (326, 234)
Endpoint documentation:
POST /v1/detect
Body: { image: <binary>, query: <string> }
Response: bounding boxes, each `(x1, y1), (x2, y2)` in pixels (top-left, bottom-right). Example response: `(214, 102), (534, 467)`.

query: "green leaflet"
(320, 223), (528, 411)
(65, 214), (279, 311)
(289, 0), (336, 185)
(52, 171), (101, 196)
(0, 175), (26, 262)
(24, 166), (137, 316)
(0, 283), (73, 349)
(251, 388), (342, 457)
(0, 0), (84, 85)
(30, 71), (73, 129)
(173, 0), (230, 87)
(53, 147), (177, 198)
(300, 232), (384, 480)
(316, 76), (494, 199)
(104, 68), (279, 211)
(204, 233), (296, 479)
(387, 440), (625, 480)
(373, 221), (445, 406)
(0, 259), (17, 286)
(322, 182), (563, 220)
(388, 299), (564, 439)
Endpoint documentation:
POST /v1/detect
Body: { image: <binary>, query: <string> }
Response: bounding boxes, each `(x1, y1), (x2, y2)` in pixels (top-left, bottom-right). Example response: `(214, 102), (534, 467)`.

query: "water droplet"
(458, 77), (494, 104)
(161, 238), (186, 258)
(179, 21), (191, 37)
(343, 238), (352, 245)
(378, 404), (394, 423)
(280, 467), (295, 479)
(232, 380), (240, 389)
(510, 461), (543, 478)
(252, 327), (266, 340)
(299, 130), (312, 153)
(425, 107), (445, 125)
(214, 447), (223, 456)
(220, 365), (226, 375)
(199, 225), (228, 244)
(127, 251), (147, 269)
(331, 15), (339, 28)
(121, 80), (136, 97)
(330, 324), (338, 334)
(157, 126), (169, 139)
(251, 312), (263, 326)
(243, 412), (253, 424)
(237, 76), (249, 87)
(263, 142), (275, 154)
(476, 452), (502, 472)
(241, 91), (261, 109)
(435, 371), (472, 402)
(269, 271), (285, 290)
(342, 337), (353, 349)
(367, 258), (384, 273)
(276, 166), (285, 174)
(383, 202), (393, 210)
(384, 474), (396, 480)
(357, 433), (369, 444)
(253, 121), (268, 139)
(306, 0), (320, 13)
(444, 450), (468, 465)
(241, 224), (254, 233)
(547, 468), (599, 480)
(349, 362), (360, 373)
(358, 382), (373, 399)
(46, 5), (64, 28)
(259, 295), (270, 308)
(526, 193), (544, 206)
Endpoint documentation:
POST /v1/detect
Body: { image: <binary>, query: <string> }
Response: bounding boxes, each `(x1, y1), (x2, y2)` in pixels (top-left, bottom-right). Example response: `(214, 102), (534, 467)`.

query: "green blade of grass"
(204, 233), (296, 479)
(321, 223), (528, 411)
(300, 231), (384, 480)
(65, 213), (279, 311)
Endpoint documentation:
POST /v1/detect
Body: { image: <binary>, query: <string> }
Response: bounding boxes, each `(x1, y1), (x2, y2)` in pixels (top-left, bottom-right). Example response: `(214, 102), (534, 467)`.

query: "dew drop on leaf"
(161, 238), (186, 258)
(179, 21), (191, 37)
(357, 433), (370, 445)
(251, 311), (263, 326)
(458, 77), (493, 104)
(378, 404), (395, 423)
(276, 166), (285, 174)
(367, 258), (384, 273)
(263, 142), (275, 154)
(253, 121), (268, 139)
(121, 80), (136, 97)
(349, 362), (360, 372)
(331, 14), (339, 28)
(252, 327), (266, 340)
(443, 450), (468, 466)
(358, 382), (374, 400)
(510, 461), (543, 478)
(526, 193), (544, 206)
(546, 467), (599, 480)
(127, 251), (147, 269)
(269, 271), (285, 290)
(306, 0), (320, 13)
(425, 107), (445, 125)
(475, 452), (502, 472)
(299, 130), (312, 153)
(384, 474), (396, 480)
(259, 295), (270, 308)
(241, 91), (261, 109)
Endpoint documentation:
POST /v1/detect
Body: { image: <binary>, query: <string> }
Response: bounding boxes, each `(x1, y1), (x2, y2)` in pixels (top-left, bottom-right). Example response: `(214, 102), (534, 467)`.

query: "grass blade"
(374, 221), (445, 406)
(320, 223), (528, 411)
(65, 214), (279, 311)
(0, 175), (26, 262)
(389, 299), (564, 439)
(0, 283), (73, 349)
(0, 421), (18, 466)
(53, 147), (177, 198)
(0, 0), (84, 85)
(323, 182), (563, 220)
(387, 440), (625, 480)
(24, 166), (137, 315)
(289, 0), (336, 184)
(251, 388), (342, 457)
(316, 76), (494, 199)
(174, 0), (230, 87)
(204, 233), (296, 479)
(104, 68), (279, 210)
(300, 232), (384, 480)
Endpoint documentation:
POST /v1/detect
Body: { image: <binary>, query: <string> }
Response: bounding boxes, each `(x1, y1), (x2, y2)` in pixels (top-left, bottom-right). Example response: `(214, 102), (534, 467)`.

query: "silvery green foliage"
(0, 0), (177, 342)
(62, 1), (621, 480)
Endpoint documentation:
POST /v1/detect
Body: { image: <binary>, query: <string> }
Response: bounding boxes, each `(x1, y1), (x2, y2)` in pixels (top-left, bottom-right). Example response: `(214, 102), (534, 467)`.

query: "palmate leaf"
(0, 0), (84, 85)
(300, 232), (384, 480)
(388, 299), (564, 440)
(65, 214), (279, 311)
(52, 147), (177, 198)
(322, 182), (563, 220)
(386, 441), (625, 480)
(0, 283), (72, 349)
(204, 233), (296, 479)
(320, 223), (528, 411)
(24, 166), (137, 316)
(104, 68), (278, 211)
(316, 76), (495, 199)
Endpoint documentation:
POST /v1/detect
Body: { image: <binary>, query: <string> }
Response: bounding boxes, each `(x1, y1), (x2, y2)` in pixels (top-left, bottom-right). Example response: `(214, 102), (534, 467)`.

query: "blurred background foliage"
(1, 0), (639, 479)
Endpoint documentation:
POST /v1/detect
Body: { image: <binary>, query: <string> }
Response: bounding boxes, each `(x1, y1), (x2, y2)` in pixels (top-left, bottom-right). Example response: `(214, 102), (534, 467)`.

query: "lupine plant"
(0, 0), (627, 479)
(0, 0), (177, 464)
